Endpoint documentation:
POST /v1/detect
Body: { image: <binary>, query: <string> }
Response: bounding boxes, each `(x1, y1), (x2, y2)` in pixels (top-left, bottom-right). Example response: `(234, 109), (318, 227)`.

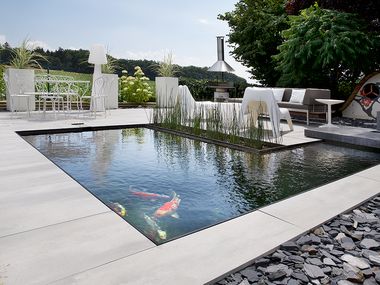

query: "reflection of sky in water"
(23, 129), (380, 244)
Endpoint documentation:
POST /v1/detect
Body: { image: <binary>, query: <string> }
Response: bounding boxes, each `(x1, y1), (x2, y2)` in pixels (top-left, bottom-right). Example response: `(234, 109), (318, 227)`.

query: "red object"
(154, 195), (181, 218)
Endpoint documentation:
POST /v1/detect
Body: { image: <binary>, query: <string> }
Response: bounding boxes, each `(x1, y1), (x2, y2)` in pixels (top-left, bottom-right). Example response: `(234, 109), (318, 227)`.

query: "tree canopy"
(274, 4), (379, 92)
(220, 0), (380, 98)
(219, 0), (289, 86)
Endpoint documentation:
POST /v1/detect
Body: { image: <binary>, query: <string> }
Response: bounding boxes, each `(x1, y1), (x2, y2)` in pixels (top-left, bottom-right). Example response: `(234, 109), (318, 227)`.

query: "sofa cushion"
(272, 88), (285, 102)
(277, 102), (308, 110)
(289, 89), (306, 103)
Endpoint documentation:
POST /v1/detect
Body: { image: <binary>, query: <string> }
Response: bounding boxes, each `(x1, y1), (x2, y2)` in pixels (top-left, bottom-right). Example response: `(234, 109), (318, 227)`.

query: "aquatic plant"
(151, 101), (278, 149)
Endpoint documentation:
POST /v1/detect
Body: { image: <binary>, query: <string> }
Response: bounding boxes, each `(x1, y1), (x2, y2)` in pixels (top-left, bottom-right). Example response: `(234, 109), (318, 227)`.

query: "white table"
(315, 99), (344, 128)
(33, 79), (91, 116)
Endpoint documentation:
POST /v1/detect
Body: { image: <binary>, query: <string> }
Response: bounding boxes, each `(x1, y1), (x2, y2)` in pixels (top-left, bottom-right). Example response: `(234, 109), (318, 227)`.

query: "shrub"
(179, 78), (212, 100)
(120, 66), (153, 103)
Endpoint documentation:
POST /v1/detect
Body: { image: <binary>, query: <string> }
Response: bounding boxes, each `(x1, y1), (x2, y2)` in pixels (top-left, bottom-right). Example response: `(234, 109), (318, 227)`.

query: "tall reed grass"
(151, 101), (279, 149)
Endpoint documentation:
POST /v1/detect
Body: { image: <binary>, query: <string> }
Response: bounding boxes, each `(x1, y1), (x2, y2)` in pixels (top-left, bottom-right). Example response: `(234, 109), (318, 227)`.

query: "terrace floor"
(0, 109), (379, 285)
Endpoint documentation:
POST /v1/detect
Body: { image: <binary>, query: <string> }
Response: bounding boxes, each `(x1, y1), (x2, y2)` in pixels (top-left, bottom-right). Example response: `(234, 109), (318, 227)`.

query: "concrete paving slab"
(353, 164), (380, 183)
(0, 212), (154, 285)
(0, 179), (111, 237)
(260, 174), (380, 231)
(50, 211), (302, 285)
(0, 109), (379, 285)
(305, 125), (380, 149)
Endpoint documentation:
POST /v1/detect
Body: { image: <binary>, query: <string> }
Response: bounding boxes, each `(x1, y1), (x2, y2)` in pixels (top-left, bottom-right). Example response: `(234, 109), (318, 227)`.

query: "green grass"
(35, 69), (93, 81)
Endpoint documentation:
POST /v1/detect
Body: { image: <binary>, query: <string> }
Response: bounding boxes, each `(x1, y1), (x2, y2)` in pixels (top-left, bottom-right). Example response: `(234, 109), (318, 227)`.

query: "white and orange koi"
(154, 192), (181, 218)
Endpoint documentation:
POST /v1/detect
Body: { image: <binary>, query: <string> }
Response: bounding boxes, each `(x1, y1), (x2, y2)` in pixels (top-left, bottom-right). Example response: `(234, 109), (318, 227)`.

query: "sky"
(0, 0), (253, 82)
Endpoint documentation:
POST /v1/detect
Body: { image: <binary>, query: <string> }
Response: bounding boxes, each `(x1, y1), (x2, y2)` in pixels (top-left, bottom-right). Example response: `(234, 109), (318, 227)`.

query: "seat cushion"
(272, 88), (285, 102)
(277, 102), (308, 110)
(289, 89), (306, 103)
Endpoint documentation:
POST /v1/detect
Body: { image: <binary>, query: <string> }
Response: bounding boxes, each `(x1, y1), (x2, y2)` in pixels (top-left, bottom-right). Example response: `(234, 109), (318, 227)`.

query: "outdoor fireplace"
(208, 36), (235, 102)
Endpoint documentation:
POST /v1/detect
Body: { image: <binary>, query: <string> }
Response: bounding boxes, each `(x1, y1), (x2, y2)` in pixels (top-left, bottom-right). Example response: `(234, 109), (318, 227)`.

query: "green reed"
(151, 101), (280, 149)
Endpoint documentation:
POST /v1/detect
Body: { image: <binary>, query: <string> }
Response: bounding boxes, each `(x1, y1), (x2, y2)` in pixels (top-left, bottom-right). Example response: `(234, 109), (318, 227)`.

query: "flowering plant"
(120, 66), (153, 103)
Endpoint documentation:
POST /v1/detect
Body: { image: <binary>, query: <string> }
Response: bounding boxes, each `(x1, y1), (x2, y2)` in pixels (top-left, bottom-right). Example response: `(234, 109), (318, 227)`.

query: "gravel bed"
(214, 195), (380, 285)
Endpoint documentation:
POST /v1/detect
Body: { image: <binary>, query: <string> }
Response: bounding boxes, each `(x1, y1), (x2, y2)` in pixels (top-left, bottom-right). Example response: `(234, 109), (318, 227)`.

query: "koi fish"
(110, 202), (127, 217)
(129, 186), (170, 199)
(154, 192), (181, 218)
(144, 214), (167, 240)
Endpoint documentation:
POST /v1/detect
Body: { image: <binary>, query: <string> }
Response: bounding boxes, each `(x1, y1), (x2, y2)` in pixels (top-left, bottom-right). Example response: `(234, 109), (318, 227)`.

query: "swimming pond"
(23, 128), (380, 244)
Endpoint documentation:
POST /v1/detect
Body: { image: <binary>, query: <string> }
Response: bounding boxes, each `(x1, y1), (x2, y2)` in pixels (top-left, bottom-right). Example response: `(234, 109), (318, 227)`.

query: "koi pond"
(23, 128), (380, 244)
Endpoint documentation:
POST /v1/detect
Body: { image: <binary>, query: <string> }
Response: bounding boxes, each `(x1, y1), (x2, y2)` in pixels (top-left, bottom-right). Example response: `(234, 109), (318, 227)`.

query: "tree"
(285, 0), (380, 32)
(219, 0), (289, 86)
(273, 4), (380, 97)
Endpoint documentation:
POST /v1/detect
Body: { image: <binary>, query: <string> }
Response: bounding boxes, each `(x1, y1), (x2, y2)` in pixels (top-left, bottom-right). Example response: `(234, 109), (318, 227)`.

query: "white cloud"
(114, 49), (172, 62)
(26, 40), (52, 51)
(67, 46), (84, 51)
(0, 35), (6, 44)
(197, 18), (210, 25)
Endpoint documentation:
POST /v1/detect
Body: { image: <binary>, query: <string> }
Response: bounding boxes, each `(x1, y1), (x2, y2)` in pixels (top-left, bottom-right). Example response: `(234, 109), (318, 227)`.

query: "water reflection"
(22, 128), (380, 244)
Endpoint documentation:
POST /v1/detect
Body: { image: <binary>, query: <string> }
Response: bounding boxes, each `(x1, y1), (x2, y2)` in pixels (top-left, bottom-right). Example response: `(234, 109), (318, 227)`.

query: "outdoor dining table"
(25, 79), (91, 118)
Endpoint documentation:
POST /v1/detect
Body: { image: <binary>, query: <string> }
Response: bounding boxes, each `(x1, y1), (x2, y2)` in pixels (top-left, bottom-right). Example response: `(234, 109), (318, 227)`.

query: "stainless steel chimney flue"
(208, 36), (235, 73)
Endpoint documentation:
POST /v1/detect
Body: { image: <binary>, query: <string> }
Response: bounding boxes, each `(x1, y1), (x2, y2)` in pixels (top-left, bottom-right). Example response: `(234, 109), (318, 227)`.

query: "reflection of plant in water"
(153, 130), (192, 171)
(122, 128), (145, 144)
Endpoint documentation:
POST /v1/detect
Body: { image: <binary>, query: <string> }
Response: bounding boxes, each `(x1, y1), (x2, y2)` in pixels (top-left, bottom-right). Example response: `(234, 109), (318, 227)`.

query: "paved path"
(0, 110), (378, 285)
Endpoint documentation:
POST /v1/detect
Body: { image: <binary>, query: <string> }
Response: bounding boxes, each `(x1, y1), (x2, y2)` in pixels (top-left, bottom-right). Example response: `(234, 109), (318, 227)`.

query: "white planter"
(155, 77), (179, 107)
(5, 68), (35, 111)
(103, 74), (119, 109)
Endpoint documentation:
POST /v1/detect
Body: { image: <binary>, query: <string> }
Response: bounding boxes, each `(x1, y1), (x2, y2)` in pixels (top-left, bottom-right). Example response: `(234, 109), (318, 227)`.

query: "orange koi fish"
(154, 192), (181, 218)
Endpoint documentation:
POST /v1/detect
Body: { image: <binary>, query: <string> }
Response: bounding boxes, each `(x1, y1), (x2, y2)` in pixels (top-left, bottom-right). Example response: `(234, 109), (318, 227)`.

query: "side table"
(315, 99), (344, 128)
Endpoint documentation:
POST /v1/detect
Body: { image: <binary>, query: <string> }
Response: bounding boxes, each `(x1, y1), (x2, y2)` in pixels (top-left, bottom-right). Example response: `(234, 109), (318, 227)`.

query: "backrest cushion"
(271, 88), (285, 102)
(289, 89), (306, 103)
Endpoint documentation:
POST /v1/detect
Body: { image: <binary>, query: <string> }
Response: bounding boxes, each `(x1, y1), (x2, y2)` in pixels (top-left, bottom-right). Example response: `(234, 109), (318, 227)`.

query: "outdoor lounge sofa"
(275, 88), (331, 125)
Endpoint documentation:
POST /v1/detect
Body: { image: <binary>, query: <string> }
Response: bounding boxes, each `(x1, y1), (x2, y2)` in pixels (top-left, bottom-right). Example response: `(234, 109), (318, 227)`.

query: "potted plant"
(155, 52), (179, 107)
(5, 38), (46, 111)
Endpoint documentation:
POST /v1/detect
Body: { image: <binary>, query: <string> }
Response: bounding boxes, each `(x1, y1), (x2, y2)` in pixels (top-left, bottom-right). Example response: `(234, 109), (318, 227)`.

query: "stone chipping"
(214, 195), (380, 285)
